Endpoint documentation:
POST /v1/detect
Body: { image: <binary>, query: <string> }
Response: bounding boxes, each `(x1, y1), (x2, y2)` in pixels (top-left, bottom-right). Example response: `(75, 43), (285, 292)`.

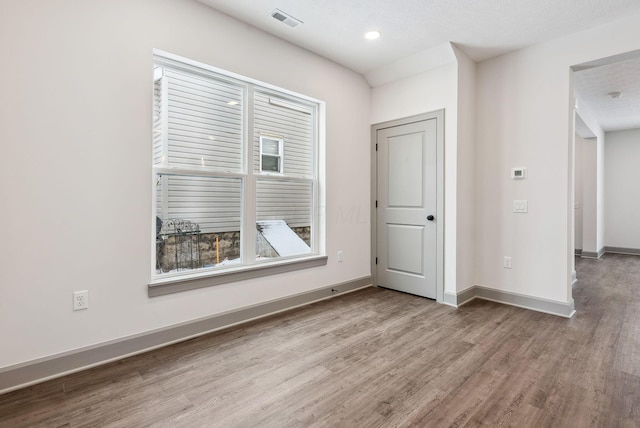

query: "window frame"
(149, 50), (326, 296)
(259, 135), (284, 174)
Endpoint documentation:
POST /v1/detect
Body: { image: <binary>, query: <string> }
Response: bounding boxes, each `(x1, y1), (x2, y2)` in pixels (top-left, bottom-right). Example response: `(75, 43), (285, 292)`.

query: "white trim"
(603, 246), (640, 256)
(316, 102), (326, 255)
(149, 254), (326, 287)
(448, 286), (576, 318)
(442, 292), (459, 308)
(153, 167), (247, 179)
(581, 248), (604, 259)
(153, 66), (163, 82)
(153, 49), (323, 105)
(443, 287), (476, 307)
(269, 96), (312, 114)
(259, 135), (284, 174)
(243, 88), (255, 266)
(151, 50), (326, 289)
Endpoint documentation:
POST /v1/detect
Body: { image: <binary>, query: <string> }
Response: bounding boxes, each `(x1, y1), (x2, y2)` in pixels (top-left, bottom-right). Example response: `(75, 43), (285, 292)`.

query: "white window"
(260, 136), (283, 173)
(151, 50), (325, 293)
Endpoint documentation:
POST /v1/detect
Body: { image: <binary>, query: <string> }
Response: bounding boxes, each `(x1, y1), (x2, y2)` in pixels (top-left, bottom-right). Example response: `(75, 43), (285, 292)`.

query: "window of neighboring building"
(150, 50), (325, 291)
(260, 135), (283, 173)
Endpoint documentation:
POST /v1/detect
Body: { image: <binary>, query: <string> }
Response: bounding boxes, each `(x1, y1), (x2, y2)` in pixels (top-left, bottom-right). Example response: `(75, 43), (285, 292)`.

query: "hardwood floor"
(2, 254), (640, 427)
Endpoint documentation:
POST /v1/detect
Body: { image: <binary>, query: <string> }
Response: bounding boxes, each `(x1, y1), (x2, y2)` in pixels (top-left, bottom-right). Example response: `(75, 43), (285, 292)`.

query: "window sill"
(148, 255), (328, 297)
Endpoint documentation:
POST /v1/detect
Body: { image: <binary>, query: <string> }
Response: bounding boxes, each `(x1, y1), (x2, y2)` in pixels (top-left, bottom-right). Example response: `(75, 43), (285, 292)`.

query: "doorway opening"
(570, 49), (640, 289)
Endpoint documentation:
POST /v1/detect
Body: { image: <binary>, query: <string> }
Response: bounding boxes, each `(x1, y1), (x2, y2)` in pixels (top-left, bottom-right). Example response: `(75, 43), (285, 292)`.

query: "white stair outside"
(256, 220), (310, 257)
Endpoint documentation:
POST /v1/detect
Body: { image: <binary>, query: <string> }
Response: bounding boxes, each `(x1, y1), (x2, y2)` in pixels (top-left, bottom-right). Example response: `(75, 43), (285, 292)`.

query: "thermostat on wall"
(511, 167), (527, 179)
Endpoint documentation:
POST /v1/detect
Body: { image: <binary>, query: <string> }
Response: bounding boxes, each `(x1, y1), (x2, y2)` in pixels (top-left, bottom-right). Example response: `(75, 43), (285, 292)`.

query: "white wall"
(475, 14), (640, 303)
(573, 98), (605, 256)
(605, 128), (640, 249)
(0, 0), (371, 369)
(581, 137), (599, 254)
(597, 131), (606, 251)
(453, 46), (477, 294)
(574, 134), (584, 251)
(370, 60), (460, 294)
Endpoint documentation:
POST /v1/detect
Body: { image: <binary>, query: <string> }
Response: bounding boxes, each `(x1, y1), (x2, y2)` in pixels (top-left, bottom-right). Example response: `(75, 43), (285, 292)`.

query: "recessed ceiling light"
(365, 30), (381, 40)
(227, 100), (239, 106)
(608, 91), (623, 99)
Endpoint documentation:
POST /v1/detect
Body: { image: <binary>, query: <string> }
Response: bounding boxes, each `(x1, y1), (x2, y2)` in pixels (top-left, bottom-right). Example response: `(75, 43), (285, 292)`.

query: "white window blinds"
(156, 65), (245, 172)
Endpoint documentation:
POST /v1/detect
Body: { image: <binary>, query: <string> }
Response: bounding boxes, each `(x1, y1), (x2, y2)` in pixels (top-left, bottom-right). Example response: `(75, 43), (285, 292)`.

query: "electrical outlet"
(503, 257), (512, 269)
(337, 250), (343, 262)
(73, 290), (89, 311)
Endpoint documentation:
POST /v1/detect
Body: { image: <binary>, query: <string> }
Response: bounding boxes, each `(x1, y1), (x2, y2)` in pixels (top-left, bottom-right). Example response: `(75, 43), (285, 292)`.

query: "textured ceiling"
(197, 0), (640, 74)
(574, 55), (640, 132)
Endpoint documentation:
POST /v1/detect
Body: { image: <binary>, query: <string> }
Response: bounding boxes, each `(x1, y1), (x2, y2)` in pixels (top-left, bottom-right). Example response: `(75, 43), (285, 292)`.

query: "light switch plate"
(513, 200), (528, 213)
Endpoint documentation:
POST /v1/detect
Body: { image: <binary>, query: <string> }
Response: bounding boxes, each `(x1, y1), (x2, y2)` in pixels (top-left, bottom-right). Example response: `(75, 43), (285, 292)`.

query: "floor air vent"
(271, 9), (303, 28)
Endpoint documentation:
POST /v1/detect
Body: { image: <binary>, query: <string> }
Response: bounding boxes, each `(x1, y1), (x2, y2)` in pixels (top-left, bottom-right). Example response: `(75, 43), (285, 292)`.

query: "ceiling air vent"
(270, 9), (303, 28)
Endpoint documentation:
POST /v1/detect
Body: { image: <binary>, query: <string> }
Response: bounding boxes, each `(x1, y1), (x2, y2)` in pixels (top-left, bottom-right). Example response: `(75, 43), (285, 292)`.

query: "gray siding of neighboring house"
(153, 62), (315, 233)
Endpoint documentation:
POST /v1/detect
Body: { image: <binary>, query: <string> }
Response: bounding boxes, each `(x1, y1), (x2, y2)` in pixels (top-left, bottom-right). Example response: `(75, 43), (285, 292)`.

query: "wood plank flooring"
(1, 254), (640, 427)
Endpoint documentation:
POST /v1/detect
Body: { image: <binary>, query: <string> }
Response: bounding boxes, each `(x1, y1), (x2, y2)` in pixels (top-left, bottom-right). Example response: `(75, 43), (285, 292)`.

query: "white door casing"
(373, 112), (443, 300)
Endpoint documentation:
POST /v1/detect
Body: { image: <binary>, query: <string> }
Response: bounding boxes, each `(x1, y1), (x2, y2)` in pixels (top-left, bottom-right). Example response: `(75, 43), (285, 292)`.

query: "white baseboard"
(604, 246), (640, 256)
(444, 286), (575, 318)
(581, 247), (605, 259)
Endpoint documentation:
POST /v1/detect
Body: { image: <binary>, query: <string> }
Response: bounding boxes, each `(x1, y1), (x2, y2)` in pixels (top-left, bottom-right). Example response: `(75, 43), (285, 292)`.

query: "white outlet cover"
(513, 200), (528, 213)
(73, 290), (89, 311)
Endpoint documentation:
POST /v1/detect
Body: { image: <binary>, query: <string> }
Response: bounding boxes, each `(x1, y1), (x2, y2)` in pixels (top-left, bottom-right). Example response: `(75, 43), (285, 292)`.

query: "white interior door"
(376, 118), (437, 299)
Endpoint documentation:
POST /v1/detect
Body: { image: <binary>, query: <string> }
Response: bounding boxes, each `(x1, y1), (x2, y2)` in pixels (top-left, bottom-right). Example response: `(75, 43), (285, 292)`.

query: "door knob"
(427, 215), (435, 221)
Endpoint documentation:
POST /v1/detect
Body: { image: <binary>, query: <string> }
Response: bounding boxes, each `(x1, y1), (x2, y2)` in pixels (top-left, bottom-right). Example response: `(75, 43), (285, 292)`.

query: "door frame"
(371, 110), (445, 303)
